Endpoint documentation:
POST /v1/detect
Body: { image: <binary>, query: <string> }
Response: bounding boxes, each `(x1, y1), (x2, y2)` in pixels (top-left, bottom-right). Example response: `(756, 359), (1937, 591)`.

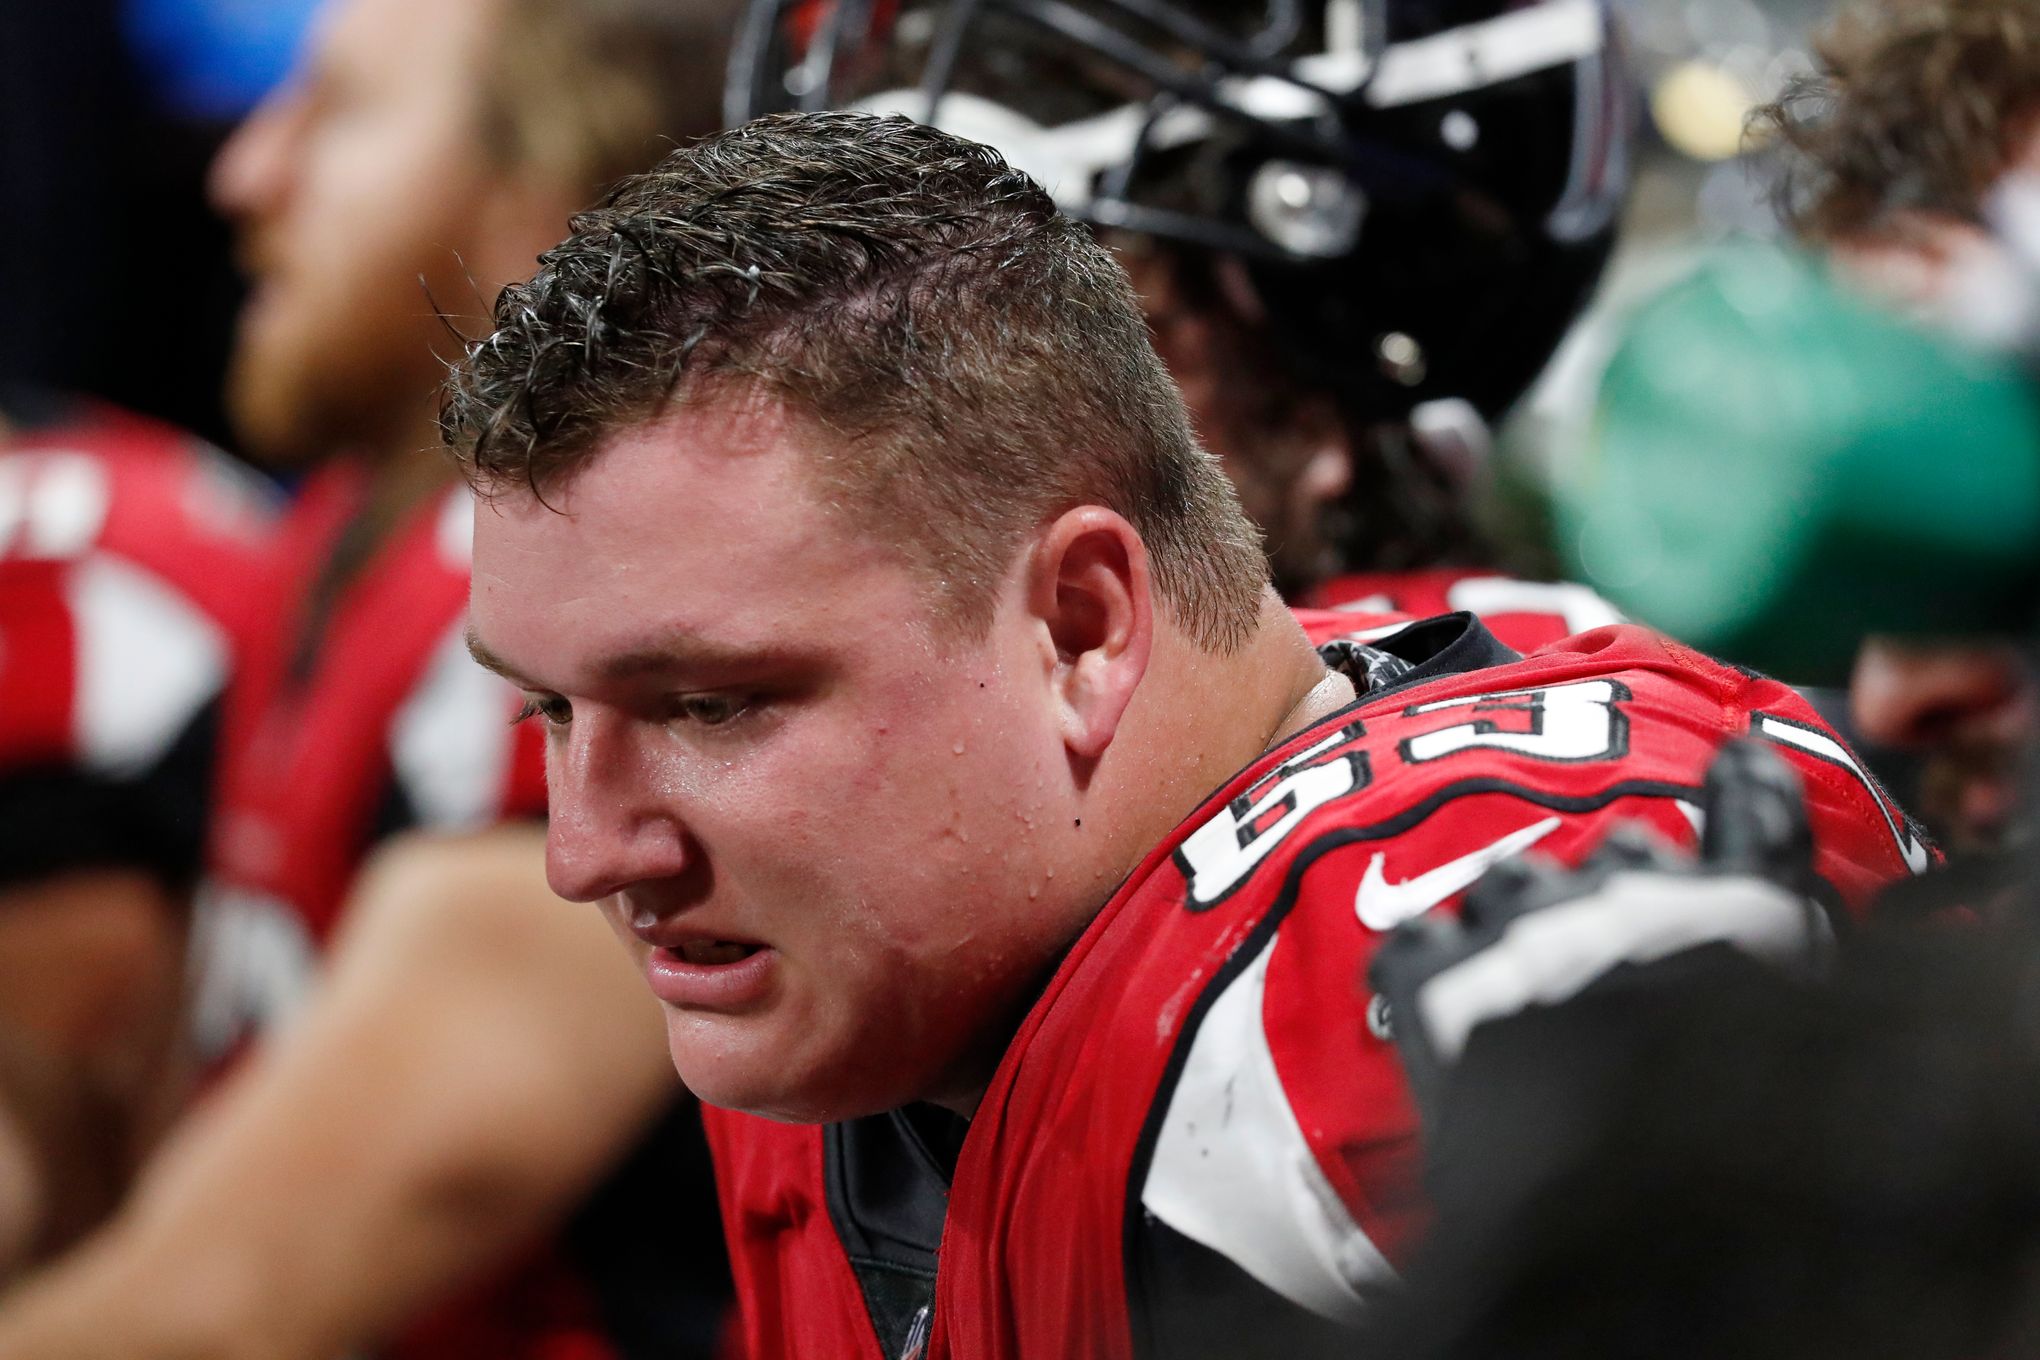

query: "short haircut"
(476, 0), (742, 197)
(1755, 0), (2040, 243)
(441, 111), (1269, 651)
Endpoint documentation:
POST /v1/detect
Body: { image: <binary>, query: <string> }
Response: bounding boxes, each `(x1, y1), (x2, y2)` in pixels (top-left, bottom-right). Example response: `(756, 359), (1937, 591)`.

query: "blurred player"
(0, 391), (275, 1273)
(448, 112), (1919, 1359)
(0, 1), (737, 1356)
(1574, 240), (2040, 859)
(1556, 0), (2040, 853)
(729, 0), (1633, 648)
(1750, 0), (2040, 854)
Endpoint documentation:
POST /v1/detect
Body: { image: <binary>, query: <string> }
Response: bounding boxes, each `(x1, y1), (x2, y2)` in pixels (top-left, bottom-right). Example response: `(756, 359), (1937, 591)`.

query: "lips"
(644, 941), (777, 1011)
(617, 895), (776, 1007)
(624, 911), (766, 958)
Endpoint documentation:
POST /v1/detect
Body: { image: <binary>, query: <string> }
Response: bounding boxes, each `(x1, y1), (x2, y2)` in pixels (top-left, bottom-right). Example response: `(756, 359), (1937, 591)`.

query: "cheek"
(873, 688), (1045, 826)
(873, 716), (1063, 925)
(709, 659), (1059, 937)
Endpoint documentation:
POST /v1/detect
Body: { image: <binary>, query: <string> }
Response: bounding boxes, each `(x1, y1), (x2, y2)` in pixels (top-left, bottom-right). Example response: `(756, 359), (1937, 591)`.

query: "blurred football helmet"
(727, 0), (1632, 426)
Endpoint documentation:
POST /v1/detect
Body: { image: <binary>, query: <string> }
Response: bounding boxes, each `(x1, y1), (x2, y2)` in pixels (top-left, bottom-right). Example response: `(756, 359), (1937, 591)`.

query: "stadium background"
(0, 0), (1845, 524)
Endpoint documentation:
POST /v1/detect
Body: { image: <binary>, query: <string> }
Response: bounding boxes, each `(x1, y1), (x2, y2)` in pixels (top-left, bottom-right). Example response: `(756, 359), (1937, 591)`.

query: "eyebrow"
(465, 626), (808, 690)
(466, 628), (537, 686)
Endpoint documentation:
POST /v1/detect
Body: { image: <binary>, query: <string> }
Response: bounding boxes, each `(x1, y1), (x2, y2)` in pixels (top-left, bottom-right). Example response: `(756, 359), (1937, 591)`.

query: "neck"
(351, 390), (459, 489)
(326, 398), (462, 552)
(1086, 587), (1349, 898)
(926, 590), (1347, 1121)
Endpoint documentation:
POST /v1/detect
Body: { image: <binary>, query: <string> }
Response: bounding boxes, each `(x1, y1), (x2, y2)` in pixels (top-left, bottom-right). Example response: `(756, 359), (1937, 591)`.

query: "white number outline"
(1177, 720), (1370, 910)
(1400, 679), (1632, 766)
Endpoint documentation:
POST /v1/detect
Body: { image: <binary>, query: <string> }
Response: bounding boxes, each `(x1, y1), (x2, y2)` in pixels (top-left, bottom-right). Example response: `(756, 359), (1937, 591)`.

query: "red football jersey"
(0, 403), (276, 887)
(189, 464), (545, 1064)
(183, 466), (730, 1360)
(705, 617), (1926, 1360)
(1305, 567), (1625, 653)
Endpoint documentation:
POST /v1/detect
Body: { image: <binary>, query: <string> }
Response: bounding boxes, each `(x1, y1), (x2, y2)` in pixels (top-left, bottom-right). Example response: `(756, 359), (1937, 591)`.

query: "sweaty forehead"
(470, 391), (932, 641)
(581, 389), (841, 517)
(500, 387), (917, 561)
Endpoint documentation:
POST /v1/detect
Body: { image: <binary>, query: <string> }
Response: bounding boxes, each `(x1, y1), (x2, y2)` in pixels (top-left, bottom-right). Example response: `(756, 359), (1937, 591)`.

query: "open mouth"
(674, 940), (764, 966)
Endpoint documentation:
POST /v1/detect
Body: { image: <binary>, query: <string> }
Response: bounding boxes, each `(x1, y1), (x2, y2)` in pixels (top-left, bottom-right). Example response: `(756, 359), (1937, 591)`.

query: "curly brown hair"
(1756, 0), (2040, 243)
(441, 112), (1268, 651)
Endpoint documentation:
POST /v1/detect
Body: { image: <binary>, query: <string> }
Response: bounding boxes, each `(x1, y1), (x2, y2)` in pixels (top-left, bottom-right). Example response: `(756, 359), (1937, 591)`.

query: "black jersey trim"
(1749, 709), (1937, 868)
(0, 698), (219, 892)
(1284, 614), (1521, 772)
(823, 1107), (956, 1360)
(1122, 773), (1702, 1360)
(1341, 613), (1523, 705)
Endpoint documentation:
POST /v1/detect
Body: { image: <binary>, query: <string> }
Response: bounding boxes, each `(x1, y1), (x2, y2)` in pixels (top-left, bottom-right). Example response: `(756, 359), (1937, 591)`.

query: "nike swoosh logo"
(1354, 816), (1564, 931)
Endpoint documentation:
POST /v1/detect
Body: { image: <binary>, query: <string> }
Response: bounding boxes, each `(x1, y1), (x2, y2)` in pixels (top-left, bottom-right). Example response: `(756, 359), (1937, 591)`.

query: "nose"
(1850, 638), (2032, 751)
(209, 84), (304, 226)
(543, 714), (695, 903)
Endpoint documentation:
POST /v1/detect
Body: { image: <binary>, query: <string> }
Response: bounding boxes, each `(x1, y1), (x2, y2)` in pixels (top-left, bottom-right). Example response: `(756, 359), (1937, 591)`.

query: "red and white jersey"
(186, 464), (735, 1360)
(704, 616), (1927, 1360)
(1305, 567), (1625, 654)
(0, 401), (276, 888)
(185, 464), (733, 1360)
(189, 462), (543, 1071)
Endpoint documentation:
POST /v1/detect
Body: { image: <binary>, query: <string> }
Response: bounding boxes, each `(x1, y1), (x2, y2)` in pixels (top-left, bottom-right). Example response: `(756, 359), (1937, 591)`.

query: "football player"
(1548, 0), (2040, 857)
(728, 0), (1633, 648)
(0, 391), (275, 1272)
(1756, 0), (2040, 854)
(0, 1), (735, 1356)
(449, 112), (1922, 1360)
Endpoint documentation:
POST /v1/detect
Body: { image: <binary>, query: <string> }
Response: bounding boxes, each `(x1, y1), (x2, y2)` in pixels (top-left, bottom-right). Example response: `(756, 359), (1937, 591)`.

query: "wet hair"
(1756, 0), (2040, 242)
(441, 111), (1268, 650)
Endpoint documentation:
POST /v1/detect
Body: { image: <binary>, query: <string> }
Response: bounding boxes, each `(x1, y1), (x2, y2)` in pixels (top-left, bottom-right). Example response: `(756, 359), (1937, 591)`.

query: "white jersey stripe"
(1442, 576), (1626, 636)
(1757, 716), (1932, 875)
(69, 555), (226, 776)
(388, 618), (521, 830)
(1141, 933), (1396, 1322)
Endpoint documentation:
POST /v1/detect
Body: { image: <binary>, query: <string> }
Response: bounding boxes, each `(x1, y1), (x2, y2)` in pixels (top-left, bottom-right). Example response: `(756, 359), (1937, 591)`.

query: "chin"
(224, 355), (314, 466)
(675, 1061), (888, 1124)
(678, 1068), (862, 1125)
(667, 1023), (921, 1124)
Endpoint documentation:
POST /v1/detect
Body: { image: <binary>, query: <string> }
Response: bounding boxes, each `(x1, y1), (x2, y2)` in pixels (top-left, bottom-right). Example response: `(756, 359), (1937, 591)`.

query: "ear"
(1025, 507), (1154, 762)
